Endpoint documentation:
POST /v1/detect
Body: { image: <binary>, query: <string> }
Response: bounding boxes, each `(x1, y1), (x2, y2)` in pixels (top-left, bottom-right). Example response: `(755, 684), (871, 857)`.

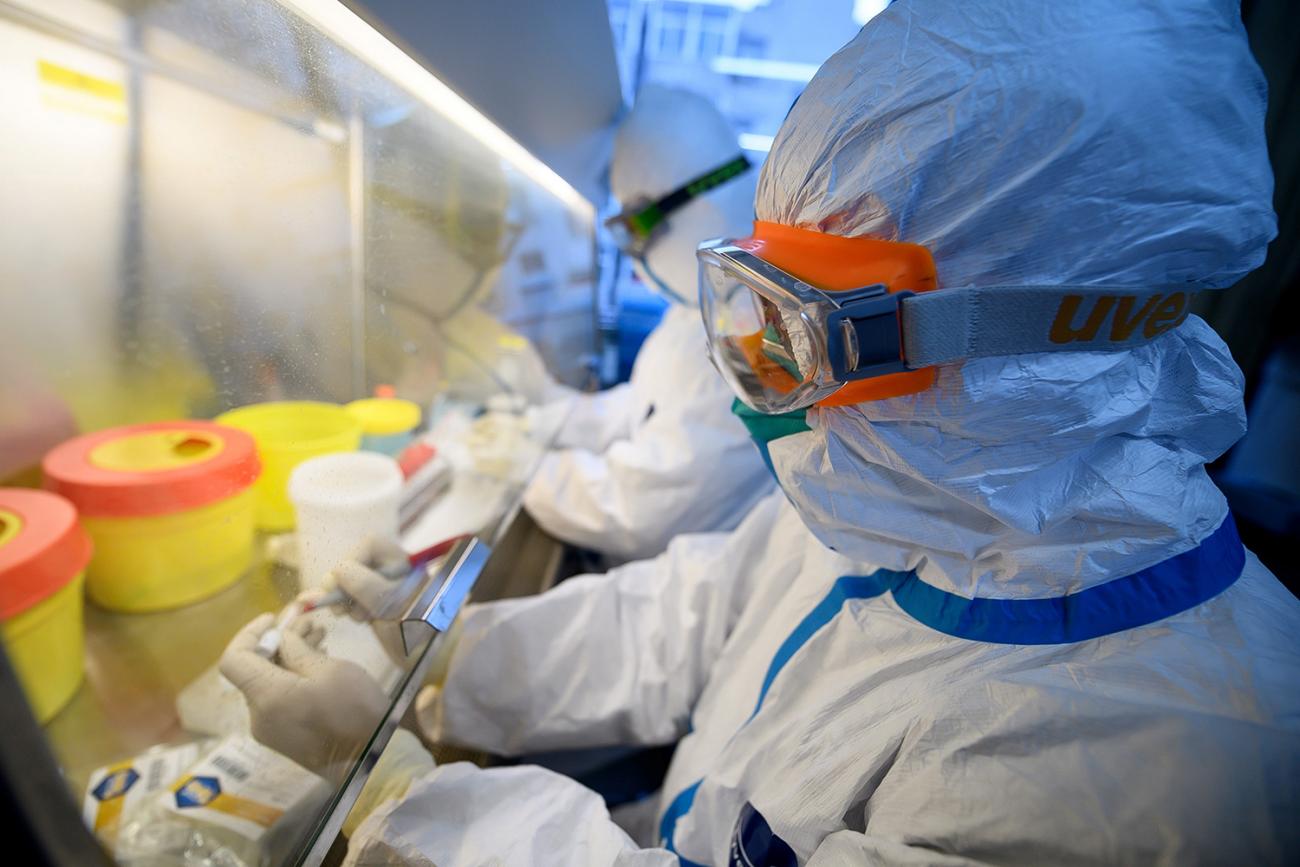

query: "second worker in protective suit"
(222, 2), (1300, 864)
(521, 85), (772, 563)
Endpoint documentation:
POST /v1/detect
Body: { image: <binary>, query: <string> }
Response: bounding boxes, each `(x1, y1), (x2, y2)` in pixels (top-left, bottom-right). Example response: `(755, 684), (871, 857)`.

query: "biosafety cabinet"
(0, 0), (606, 863)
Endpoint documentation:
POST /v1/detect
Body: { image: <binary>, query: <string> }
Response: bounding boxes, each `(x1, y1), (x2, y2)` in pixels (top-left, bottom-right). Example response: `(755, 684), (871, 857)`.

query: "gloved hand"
(330, 536), (414, 621)
(466, 411), (534, 480)
(219, 612), (388, 777)
(524, 398), (574, 445)
(326, 537), (468, 693)
(328, 536), (424, 665)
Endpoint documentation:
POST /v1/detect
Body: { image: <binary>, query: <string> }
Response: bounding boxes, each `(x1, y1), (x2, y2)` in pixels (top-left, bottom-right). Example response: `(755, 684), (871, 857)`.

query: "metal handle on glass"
(399, 536), (490, 654)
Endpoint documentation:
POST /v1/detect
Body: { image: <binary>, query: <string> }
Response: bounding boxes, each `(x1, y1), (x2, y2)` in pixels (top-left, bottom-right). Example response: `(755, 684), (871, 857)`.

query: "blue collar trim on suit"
(658, 514), (1245, 862)
(888, 512), (1245, 645)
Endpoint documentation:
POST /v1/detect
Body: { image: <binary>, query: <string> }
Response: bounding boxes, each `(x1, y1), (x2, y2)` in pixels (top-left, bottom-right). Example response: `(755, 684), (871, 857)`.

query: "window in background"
(607, 0), (875, 156)
(602, 0), (880, 382)
(736, 31), (766, 58)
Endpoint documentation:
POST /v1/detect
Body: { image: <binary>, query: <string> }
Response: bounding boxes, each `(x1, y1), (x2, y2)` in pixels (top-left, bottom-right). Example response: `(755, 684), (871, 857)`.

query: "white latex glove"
(330, 536), (413, 621)
(329, 536), (434, 665)
(469, 410), (530, 442)
(220, 612), (389, 778)
(524, 398), (574, 445)
(465, 411), (535, 480)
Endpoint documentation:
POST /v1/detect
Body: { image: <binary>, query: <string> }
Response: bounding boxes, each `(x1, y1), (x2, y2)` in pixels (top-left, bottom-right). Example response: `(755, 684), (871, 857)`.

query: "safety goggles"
(699, 229), (1200, 414)
(699, 241), (917, 413)
(605, 155), (751, 259)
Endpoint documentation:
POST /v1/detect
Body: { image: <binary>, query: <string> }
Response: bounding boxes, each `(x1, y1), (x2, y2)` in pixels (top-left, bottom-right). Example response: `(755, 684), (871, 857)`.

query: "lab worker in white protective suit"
(222, 2), (1300, 864)
(521, 85), (772, 562)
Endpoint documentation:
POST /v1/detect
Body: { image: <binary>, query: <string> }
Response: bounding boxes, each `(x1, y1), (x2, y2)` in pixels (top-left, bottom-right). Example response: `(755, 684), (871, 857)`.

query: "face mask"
(730, 398), (809, 478)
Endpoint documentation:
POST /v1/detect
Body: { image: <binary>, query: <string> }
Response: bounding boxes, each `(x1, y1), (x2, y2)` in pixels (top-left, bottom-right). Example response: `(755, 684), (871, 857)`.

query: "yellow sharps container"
(43, 421), (261, 612)
(0, 488), (92, 723)
(217, 401), (361, 530)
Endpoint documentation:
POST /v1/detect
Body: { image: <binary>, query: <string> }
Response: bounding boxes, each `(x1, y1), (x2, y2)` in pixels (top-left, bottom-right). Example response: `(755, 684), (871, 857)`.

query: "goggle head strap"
(705, 227), (1214, 406)
(823, 283), (1205, 375)
(606, 155), (752, 255)
(901, 285), (1204, 368)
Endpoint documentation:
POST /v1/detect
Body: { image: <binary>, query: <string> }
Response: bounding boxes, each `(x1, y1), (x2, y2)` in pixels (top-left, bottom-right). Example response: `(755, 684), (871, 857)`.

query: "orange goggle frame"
(698, 221), (938, 411)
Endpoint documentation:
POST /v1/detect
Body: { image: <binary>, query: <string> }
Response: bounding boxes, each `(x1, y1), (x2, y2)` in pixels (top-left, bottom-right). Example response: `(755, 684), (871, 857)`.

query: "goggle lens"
(700, 256), (826, 412)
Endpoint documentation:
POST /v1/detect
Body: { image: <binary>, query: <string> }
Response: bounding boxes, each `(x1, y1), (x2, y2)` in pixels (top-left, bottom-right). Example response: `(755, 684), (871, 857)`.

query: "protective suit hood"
(612, 85), (756, 306)
(754, 0), (1275, 598)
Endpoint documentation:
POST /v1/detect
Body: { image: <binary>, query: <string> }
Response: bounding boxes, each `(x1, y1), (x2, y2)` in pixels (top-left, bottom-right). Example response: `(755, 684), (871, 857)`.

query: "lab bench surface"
(38, 504), (565, 865)
(45, 545), (296, 794)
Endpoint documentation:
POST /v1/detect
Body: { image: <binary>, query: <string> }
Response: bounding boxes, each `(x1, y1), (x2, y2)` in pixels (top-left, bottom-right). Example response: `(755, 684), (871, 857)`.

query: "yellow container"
(43, 422), (261, 613)
(78, 488), (256, 611)
(217, 402), (362, 530)
(0, 489), (93, 723)
(346, 397), (422, 456)
(3, 573), (86, 723)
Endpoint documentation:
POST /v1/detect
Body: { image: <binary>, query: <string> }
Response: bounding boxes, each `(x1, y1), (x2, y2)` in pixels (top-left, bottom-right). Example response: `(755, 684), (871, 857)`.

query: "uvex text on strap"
(898, 285), (1201, 369)
(812, 283), (1202, 381)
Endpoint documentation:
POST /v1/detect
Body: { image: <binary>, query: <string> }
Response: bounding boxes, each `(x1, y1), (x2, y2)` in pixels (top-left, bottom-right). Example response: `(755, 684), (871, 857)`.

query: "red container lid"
(43, 421), (261, 518)
(0, 488), (93, 619)
(397, 441), (437, 479)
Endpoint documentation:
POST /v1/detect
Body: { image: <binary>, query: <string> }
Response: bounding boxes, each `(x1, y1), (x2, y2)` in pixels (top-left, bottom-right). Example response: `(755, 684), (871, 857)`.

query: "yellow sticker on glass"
(37, 59), (127, 124)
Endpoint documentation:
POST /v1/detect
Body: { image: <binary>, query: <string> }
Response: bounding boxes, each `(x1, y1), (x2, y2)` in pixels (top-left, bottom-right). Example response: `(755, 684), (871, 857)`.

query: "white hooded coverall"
(348, 2), (1300, 863)
(522, 86), (771, 562)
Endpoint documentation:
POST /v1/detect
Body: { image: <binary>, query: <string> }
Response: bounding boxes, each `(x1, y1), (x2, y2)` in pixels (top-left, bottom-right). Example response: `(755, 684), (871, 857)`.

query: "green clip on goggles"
(605, 155), (751, 258)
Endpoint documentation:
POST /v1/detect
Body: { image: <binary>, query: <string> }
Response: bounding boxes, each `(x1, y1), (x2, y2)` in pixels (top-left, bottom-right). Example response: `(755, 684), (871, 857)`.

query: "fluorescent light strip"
(711, 56), (819, 83)
(738, 132), (774, 152)
(281, 0), (593, 217)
